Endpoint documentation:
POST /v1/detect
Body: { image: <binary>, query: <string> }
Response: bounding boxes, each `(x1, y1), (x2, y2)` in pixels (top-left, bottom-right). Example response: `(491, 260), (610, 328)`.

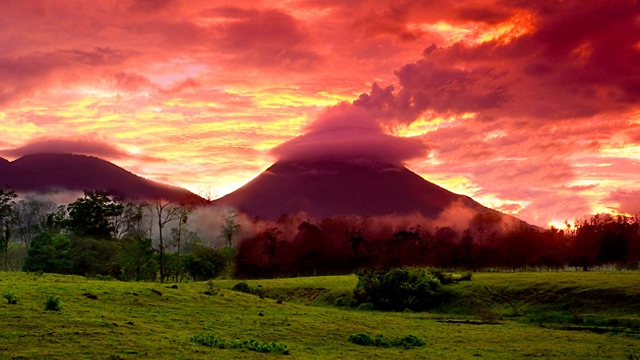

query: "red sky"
(1, 0), (639, 227)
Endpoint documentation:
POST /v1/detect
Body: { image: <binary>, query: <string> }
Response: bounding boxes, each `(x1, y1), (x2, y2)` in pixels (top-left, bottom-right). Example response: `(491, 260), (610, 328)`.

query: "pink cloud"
(270, 103), (428, 164)
(604, 190), (640, 215)
(0, 137), (163, 164)
(0, 137), (130, 159)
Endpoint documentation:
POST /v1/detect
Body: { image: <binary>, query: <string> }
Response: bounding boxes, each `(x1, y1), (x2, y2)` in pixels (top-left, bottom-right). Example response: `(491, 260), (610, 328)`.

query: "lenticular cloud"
(270, 103), (428, 164)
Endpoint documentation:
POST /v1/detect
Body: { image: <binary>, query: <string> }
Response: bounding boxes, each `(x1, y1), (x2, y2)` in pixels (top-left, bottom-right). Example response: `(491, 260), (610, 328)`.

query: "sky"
(1, 0), (639, 228)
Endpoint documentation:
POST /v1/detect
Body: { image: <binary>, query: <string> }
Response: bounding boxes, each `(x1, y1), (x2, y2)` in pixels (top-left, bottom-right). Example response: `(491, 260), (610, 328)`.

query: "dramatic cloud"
(1, 137), (134, 160)
(270, 103), (428, 164)
(1, 0), (639, 226)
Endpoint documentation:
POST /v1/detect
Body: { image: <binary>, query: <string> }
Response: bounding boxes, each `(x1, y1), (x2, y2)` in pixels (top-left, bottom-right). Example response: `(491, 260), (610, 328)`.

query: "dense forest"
(1, 189), (639, 280)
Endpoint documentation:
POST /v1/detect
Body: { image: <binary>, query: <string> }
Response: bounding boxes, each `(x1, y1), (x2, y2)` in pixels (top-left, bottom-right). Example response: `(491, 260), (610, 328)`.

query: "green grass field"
(1, 271), (640, 359)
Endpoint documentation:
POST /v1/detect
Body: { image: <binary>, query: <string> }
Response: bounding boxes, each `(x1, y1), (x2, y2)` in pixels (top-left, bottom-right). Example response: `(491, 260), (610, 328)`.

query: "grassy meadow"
(1, 271), (640, 359)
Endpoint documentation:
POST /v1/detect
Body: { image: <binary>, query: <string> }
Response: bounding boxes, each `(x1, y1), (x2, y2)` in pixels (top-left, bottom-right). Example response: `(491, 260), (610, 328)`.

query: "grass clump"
(4, 291), (18, 304)
(190, 332), (290, 355)
(348, 333), (425, 349)
(44, 296), (61, 311)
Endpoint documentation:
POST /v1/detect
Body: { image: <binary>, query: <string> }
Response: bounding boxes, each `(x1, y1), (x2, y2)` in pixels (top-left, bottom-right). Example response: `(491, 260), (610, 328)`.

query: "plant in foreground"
(191, 333), (290, 355)
(44, 296), (61, 311)
(348, 333), (425, 349)
(3, 291), (17, 304)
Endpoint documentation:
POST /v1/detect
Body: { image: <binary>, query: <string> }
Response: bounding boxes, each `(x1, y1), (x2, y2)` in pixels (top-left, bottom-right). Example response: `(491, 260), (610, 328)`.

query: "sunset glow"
(1, 0), (639, 227)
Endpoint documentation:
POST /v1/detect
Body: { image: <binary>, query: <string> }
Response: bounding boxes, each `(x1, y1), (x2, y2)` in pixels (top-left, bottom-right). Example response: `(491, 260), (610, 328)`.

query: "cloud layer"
(0, 0), (639, 226)
(270, 103), (428, 164)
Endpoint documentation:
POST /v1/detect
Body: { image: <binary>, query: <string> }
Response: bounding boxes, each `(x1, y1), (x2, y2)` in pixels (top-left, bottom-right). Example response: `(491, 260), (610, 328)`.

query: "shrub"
(231, 282), (261, 296)
(44, 296), (61, 311)
(393, 335), (426, 349)
(3, 292), (17, 304)
(348, 333), (425, 349)
(353, 267), (443, 311)
(231, 281), (252, 293)
(190, 333), (290, 355)
(348, 333), (374, 346)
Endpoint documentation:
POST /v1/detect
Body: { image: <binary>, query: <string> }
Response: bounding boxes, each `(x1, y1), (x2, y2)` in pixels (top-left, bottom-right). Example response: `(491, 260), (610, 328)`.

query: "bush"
(3, 292), (17, 304)
(348, 333), (374, 346)
(44, 296), (61, 311)
(348, 333), (425, 349)
(190, 333), (290, 355)
(353, 267), (443, 311)
(231, 282), (261, 296)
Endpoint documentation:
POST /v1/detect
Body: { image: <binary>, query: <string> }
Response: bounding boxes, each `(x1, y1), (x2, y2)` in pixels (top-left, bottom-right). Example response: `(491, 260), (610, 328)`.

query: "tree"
(112, 201), (150, 240)
(14, 196), (57, 248)
(346, 227), (365, 259)
(153, 200), (181, 283)
(262, 227), (284, 266)
(65, 191), (124, 239)
(219, 210), (240, 247)
(170, 206), (192, 281)
(117, 233), (157, 281)
(68, 236), (121, 277)
(22, 232), (71, 273)
(0, 189), (18, 271)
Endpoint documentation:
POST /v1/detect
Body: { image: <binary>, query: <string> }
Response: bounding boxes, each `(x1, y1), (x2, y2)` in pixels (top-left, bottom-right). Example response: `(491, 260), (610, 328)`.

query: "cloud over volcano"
(270, 103), (428, 164)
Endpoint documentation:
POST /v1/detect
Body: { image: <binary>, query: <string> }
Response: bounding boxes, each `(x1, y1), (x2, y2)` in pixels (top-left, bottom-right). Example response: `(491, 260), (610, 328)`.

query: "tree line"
(0, 189), (237, 282)
(235, 213), (640, 277)
(2, 188), (639, 280)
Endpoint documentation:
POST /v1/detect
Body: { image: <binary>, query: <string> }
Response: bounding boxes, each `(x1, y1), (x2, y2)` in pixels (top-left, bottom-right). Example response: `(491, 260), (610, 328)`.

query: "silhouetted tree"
(346, 227), (365, 259)
(153, 200), (181, 283)
(65, 191), (124, 239)
(0, 189), (18, 271)
(219, 210), (240, 247)
(261, 227), (284, 266)
(14, 196), (57, 248)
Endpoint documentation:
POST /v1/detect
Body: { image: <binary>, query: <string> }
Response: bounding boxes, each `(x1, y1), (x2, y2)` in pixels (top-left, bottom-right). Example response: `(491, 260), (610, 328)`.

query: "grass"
(0, 271), (639, 359)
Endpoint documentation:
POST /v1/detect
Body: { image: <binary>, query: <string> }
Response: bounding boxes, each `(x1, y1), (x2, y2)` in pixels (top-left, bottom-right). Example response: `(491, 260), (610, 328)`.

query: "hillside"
(218, 157), (504, 221)
(0, 271), (639, 359)
(0, 153), (205, 205)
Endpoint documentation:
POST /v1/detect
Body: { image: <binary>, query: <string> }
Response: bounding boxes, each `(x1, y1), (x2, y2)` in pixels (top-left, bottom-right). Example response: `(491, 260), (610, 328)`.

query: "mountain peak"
(218, 157), (491, 220)
(1, 153), (204, 204)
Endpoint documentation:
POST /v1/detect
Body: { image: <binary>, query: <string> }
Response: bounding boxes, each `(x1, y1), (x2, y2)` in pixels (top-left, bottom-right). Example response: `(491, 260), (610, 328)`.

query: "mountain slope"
(0, 153), (205, 204)
(217, 158), (496, 220)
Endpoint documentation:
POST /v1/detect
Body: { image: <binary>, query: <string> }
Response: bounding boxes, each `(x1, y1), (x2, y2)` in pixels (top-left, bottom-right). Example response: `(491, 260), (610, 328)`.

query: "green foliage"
(181, 253), (216, 281)
(230, 281), (262, 296)
(68, 237), (121, 277)
(4, 291), (17, 304)
(347, 333), (374, 346)
(428, 268), (473, 284)
(44, 296), (61, 311)
(1, 272), (640, 359)
(190, 333), (290, 355)
(218, 246), (237, 266)
(353, 267), (445, 311)
(22, 232), (71, 273)
(180, 245), (233, 281)
(348, 333), (425, 349)
(117, 235), (157, 281)
(65, 191), (124, 239)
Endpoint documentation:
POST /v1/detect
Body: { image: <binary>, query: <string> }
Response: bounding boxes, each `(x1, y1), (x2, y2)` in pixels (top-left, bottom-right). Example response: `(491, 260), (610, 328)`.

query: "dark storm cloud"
(354, 0), (640, 124)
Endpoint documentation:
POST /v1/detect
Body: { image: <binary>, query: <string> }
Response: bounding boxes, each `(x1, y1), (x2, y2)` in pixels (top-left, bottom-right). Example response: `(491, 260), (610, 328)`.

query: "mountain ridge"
(0, 153), (205, 205)
(217, 157), (511, 222)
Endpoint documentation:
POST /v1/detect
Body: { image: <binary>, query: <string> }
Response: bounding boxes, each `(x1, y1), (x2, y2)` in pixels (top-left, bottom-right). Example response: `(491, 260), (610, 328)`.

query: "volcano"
(0, 153), (205, 205)
(217, 157), (500, 220)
